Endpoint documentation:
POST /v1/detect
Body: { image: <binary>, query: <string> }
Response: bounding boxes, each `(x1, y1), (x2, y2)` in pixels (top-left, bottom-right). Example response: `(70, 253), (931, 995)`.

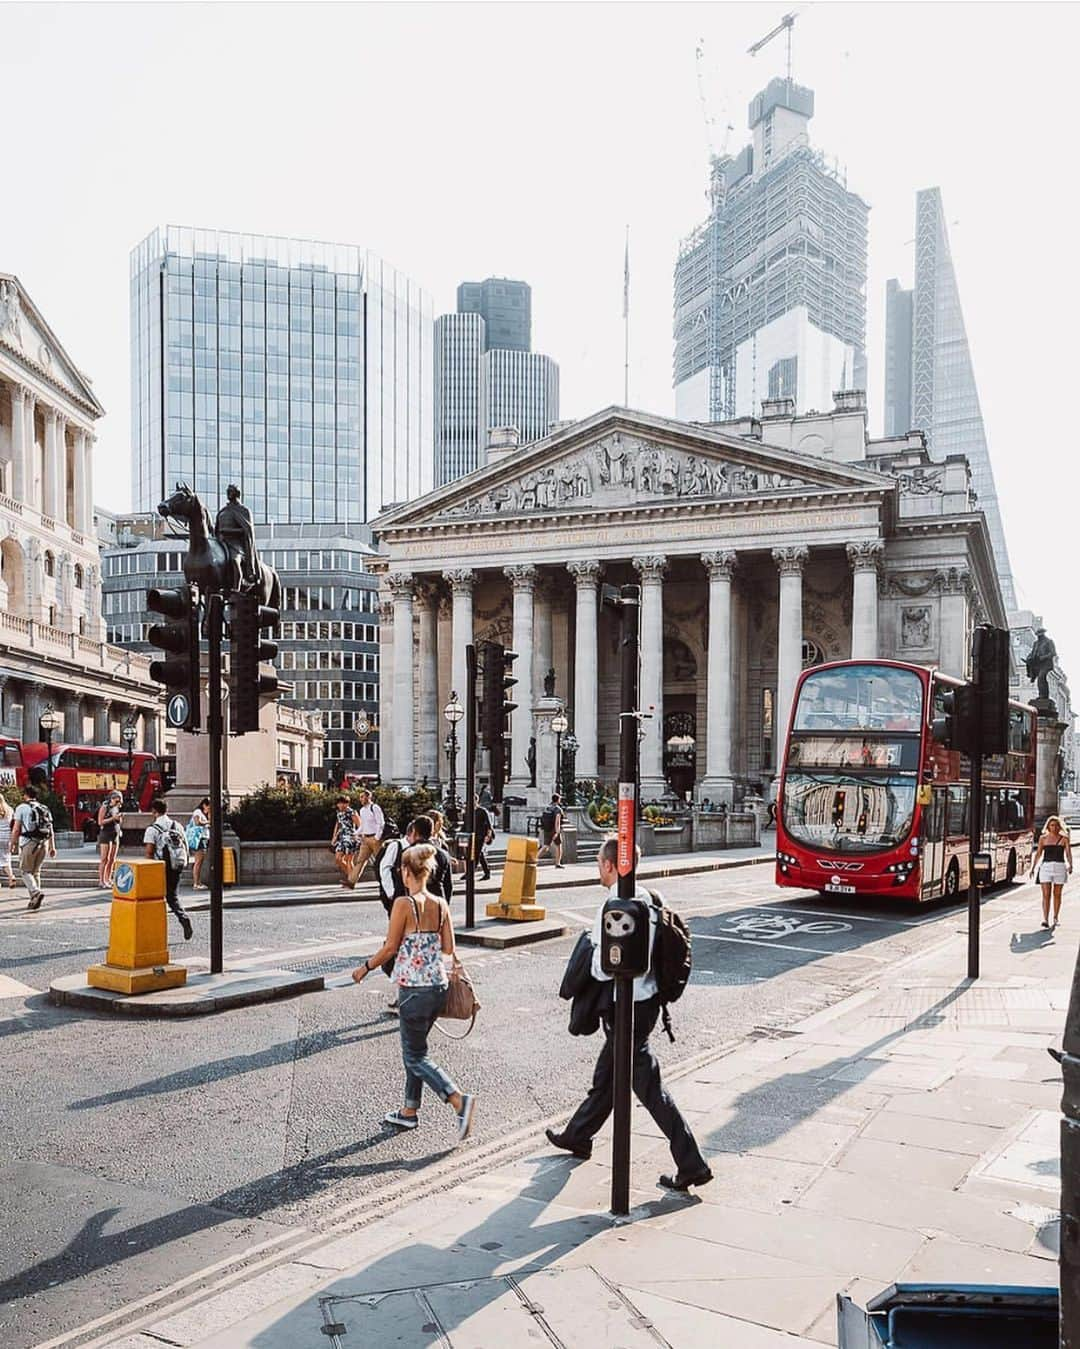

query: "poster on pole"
(617, 781), (635, 877)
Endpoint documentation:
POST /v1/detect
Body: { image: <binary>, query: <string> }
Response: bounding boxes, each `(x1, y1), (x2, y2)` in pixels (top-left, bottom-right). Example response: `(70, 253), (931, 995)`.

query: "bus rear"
(775, 661), (929, 901)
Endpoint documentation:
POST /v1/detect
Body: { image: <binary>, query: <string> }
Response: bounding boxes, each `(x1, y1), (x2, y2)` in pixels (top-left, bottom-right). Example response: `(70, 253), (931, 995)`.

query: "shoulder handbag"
(436, 903), (480, 1038)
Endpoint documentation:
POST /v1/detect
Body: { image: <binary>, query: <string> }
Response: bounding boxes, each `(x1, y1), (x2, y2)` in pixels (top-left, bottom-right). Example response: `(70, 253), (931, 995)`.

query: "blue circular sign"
(166, 694), (190, 728)
(114, 864), (134, 895)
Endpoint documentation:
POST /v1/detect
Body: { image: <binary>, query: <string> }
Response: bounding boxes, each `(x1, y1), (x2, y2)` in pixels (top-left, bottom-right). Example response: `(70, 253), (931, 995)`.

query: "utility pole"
(206, 592), (225, 975)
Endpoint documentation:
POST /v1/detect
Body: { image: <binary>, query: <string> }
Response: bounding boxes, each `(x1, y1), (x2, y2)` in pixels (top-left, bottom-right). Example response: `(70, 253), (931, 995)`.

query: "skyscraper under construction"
(673, 77), (868, 423)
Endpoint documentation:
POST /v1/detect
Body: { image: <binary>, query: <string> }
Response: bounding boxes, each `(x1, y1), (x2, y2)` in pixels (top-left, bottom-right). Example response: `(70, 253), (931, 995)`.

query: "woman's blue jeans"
(398, 985), (458, 1109)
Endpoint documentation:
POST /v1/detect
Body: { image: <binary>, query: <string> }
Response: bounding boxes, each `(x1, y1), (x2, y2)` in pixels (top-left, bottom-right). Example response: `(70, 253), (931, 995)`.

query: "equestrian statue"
(158, 483), (281, 610)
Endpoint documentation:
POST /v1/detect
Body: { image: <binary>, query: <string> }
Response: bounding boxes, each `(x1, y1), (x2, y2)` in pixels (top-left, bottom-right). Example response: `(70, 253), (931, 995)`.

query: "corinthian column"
(442, 569), (474, 717)
(43, 409), (59, 518)
(633, 554), (668, 796)
(772, 546), (809, 773)
(701, 550), (737, 803)
(505, 564), (537, 793)
(567, 559), (601, 779)
(386, 574), (415, 785)
(847, 541), (883, 660)
(9, 384), (27, 502)
(55, 415), (69, 524)
(416, 582), (440, 784)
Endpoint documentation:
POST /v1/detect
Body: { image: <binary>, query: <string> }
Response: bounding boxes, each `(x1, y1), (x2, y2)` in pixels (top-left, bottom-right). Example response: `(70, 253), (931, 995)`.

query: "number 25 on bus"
(774, 659), (1035, 903)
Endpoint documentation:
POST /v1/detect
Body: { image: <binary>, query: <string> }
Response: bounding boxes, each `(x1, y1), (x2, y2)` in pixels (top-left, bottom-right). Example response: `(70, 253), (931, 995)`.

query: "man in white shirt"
(545, 837), (712, 1192)
(10, 785), (56, 911)
(143, 797), (194, 941)
(348, 789), (385, 885)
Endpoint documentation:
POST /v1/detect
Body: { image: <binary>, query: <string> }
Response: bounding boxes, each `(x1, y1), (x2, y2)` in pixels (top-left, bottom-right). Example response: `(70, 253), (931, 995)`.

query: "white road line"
(693, 932), (889, 960)
(0, 973), (37, 997)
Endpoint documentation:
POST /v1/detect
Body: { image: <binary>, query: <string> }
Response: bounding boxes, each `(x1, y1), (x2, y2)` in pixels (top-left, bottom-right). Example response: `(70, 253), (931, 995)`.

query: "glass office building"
(130, 226), (433, 524)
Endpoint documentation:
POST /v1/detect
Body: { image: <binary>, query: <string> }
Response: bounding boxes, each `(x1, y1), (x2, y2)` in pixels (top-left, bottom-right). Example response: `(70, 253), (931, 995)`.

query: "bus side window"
(946, 786), (967, 836)
(924, 790), (945, 843)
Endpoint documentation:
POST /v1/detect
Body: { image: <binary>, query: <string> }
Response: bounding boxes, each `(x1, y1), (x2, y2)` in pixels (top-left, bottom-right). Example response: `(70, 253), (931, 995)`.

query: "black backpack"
(24, 801), (54, 842)
(646, 889), (692, 1042)
(540, 807), (558, 832)
(374, 837), (407, 899)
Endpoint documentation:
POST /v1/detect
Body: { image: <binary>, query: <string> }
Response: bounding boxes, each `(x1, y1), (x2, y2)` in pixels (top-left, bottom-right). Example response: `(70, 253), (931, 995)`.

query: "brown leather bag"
(438, 955), (480, 1038)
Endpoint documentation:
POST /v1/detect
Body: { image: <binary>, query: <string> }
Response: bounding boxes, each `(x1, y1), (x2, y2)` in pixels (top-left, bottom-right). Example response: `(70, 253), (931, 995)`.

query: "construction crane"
(694, 38), (734, 162)
(748, 12), (797, 82)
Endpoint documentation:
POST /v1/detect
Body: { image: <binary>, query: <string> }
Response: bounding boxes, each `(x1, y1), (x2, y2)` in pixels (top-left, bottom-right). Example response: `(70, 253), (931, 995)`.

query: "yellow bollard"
(487, 835), (546, 921)
(222, 847), (236, 885)
(86, 859), (188, 995)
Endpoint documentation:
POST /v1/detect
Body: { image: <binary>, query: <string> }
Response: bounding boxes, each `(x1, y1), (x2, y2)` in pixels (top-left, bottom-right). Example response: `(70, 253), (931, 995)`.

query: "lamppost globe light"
(38, 707), (62, 733)
(121, 725), (138, 746)
(443, 692), (464, 725)
(551, 712), (569, 735)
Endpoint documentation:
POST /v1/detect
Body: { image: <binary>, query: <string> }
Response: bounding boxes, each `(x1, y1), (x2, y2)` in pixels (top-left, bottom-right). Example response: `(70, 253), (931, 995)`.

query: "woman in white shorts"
(1030, 814), (1073, 929)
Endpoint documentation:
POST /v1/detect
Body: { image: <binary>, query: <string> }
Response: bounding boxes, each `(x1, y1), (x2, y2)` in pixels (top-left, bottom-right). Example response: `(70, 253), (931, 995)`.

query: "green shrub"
(226, 782), (440, 842)
(1, 784), (71, 830)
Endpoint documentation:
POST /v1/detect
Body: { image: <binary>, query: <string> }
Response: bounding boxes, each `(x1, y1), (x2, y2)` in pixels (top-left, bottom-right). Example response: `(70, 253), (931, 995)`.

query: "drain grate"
(281, 952), (368, 977)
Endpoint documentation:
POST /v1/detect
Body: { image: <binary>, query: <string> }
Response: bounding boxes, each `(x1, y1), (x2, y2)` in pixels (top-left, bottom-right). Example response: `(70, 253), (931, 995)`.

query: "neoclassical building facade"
(0, 274), (160, 751)
(373, 398), (1006, 804)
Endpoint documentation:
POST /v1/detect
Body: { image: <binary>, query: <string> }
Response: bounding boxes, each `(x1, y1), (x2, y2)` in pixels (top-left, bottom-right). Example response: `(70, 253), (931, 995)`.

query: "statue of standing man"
(1025, 627), (1057, 704)
(214, 484), (260, 587)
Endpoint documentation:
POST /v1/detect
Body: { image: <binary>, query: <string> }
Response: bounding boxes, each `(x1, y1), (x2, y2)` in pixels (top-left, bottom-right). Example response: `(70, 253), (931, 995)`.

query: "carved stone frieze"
(880, 567), (974, 600)
(433, 433), (813, 521)
(901, 606), (932, 649)
(895, 468), (945, 496)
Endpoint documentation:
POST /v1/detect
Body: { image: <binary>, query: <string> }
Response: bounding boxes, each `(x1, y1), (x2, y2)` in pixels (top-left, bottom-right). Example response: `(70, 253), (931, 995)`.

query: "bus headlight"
(776, 851), (799, 866)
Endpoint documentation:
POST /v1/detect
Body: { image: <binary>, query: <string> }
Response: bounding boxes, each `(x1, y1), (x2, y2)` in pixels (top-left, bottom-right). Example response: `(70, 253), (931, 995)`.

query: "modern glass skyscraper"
(456, 277), (531, 352)
(883, 189), (1016, 610)
(484, 350), (559, 446)
(673, 78), (868, 422)
(434, 313), (487, 486)
(130, 226), (433, 524)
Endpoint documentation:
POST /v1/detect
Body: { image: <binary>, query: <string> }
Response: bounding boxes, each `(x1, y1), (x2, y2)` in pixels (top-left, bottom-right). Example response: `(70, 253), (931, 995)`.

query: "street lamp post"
(121, 721), (138, 808)
(562, 731), (579, 804)
(38, 706), (62, 795)
(444, 692), (464, 831)
(550, 711), (568, 797)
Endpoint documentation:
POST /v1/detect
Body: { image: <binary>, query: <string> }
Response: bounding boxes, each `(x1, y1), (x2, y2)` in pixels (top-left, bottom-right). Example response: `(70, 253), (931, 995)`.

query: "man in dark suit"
(472, 794), (493, 881)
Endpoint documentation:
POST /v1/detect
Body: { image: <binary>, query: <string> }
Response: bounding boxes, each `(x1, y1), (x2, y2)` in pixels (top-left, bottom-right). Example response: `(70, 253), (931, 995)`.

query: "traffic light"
(229, 592), (280, 734)
(479, 642), (518, 797)
(973, 624), (1010, 756)
(931, 682), (978, 753)
(147, 585), (200, 731)
(832, 790), (846, 830)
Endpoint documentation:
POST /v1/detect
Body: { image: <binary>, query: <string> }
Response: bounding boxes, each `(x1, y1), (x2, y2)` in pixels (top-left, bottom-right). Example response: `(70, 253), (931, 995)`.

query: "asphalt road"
(0, 865), (1025, 1348)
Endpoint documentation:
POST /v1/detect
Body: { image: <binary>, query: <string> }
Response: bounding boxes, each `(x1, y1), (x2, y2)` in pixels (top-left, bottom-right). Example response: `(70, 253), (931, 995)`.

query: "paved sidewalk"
(104, 882), (1066, 1348)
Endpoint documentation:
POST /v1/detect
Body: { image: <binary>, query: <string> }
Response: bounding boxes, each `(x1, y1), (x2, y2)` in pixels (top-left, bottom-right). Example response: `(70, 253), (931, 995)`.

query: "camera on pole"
(228, 592), (280, 735)
(147, 584), (200, 731)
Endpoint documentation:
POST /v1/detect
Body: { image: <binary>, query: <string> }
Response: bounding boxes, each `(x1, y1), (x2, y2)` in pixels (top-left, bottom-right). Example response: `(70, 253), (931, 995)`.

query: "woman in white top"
(188, 798), (211, 889)
(0, 797), (15, 887)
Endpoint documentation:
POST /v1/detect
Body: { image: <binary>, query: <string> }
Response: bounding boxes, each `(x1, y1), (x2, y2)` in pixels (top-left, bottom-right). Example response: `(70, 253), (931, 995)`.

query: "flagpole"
(623, 224), (630, 407)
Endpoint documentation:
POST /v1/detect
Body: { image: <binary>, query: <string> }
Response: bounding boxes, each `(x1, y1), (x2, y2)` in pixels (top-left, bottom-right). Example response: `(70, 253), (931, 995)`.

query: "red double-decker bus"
(775, 659), (1036, 903)
(0, 737), (27, 790)
(21, 743), (164, 837)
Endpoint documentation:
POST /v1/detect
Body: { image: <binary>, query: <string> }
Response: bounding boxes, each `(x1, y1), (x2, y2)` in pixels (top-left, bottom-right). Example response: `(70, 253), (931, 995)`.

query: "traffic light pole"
(967, 731), (983, 981)
(207, 592), (225, 976)
(612, 582), (641, 1218)
(465, 643), (477, 931)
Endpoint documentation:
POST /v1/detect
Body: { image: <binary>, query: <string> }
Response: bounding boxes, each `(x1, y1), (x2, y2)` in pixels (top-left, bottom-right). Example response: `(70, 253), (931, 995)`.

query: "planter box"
(237, 838), (342, 886)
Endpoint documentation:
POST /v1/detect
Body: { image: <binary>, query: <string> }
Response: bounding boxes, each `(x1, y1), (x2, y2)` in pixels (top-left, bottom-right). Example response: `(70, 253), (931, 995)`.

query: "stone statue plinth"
(1035, 711), (1068, 828)
(531, 697), (565, 808)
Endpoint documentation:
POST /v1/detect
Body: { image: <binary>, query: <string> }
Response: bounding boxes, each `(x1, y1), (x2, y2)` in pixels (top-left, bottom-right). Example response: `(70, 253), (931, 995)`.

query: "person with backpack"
(10, 785), (56, 911)
(545, 836), (712, 1193)
(537, 792), (565, 868)
(143, 797), (193, 941)
(377, 816), (453, 1015)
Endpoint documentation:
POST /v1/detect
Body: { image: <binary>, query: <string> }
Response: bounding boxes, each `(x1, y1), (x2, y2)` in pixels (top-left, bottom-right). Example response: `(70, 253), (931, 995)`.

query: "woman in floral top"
(330, 795), (362, 888)
(352, 843), (475, 1141)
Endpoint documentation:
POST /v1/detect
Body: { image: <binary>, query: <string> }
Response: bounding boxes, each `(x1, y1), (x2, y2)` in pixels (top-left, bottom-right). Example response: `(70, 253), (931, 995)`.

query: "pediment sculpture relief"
(435, 435), (810, 520)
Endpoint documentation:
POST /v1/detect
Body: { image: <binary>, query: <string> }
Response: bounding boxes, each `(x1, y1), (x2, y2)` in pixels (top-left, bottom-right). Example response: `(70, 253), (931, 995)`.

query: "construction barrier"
(86, 858), (188, 995)
(487, 836), (546, 922)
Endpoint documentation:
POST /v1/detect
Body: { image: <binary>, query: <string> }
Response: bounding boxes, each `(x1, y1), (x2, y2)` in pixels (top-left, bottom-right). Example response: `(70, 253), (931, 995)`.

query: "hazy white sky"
(3, 2), (1076, 672)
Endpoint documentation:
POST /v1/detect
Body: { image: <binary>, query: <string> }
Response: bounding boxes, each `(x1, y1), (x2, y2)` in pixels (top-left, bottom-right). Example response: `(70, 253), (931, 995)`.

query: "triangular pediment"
(375, 407), (893, 533)
(0, 274), (104, 417)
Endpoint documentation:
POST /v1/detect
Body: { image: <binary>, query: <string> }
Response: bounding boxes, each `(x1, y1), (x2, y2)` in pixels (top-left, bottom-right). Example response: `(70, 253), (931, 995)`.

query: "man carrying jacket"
(545, 837), (712, 1192)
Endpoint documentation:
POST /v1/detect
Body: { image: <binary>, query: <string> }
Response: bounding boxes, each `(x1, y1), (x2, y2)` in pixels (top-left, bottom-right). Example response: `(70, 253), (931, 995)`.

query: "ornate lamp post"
(551, 711), (568, 797)
(562, 731), (579, 804)
(444, 692), (464, 830)
(121, 720), (138, 807)
(38, 706), (62, 795)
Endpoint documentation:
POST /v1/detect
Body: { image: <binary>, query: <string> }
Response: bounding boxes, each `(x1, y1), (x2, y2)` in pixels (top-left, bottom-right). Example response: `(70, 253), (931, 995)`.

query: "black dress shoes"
(658, 1166), (714, 1192)
(545, 1127), (592, 1160)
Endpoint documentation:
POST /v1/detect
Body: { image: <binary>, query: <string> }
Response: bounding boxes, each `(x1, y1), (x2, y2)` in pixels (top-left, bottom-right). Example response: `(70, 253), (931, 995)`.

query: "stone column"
(772, 546), (809, 774)
(377, 599), (393, 780)
(534, 578), (554, 702)
(73, 428), (88, 532)
(63, 693), (83, 744)
(443, 569), (474, 717)
(567, 559), (601, 779)
(55, 415), (69, 525)
(9, 384), (27, 502)
(701, 550), (737, 803)
(847, 541), (883, 660)
(24, 392), (37, 507)
(141, 709), (159, 755)
(21, 681), (45, 744)
(94, 697), (113, 745)
(938, 570), (970, 679)
(43, 408), (59, 518)
(417, 581), (440, 785)
(634, 554), (668, 797)
(505, 564), (537, 793)
(0, 674), (9, 734)
(387, 574), (415, 785)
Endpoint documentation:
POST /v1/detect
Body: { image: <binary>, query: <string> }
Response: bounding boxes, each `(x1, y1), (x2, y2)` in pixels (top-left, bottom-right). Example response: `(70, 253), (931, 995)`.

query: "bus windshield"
(782, 773), (918, 853)
(792, 664), (924, 734)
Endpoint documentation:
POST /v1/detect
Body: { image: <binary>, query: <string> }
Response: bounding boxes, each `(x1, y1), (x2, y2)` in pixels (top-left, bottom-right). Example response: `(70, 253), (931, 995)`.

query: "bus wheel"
(1006, 851), (1017, 884)
(944, 860), (960, 899)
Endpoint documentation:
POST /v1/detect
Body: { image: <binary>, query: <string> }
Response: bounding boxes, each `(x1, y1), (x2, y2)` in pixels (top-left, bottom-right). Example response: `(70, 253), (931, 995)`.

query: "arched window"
(74, 564), (84, 589)
(44, 551), (55, 578)
(801, 637), (825, 669)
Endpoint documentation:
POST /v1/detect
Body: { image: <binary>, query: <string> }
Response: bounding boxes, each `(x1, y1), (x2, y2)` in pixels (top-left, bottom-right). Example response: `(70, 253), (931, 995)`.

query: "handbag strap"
(434, 1006), (478, 1039)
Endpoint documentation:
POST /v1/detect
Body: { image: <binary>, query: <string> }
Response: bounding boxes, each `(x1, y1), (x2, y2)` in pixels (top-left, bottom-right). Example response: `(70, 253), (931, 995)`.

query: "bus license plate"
(825, 882), (856, 894)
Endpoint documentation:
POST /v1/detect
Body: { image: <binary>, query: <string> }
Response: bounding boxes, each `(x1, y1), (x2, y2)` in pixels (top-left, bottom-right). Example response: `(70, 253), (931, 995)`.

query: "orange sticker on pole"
(617, 781), (635, 877)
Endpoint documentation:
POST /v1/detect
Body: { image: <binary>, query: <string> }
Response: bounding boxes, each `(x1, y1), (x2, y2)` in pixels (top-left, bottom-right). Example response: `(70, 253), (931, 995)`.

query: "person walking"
(378, 816), (453, 1015)
(545, 837), (713, 1192)
(472, 794), (493, 881)
(330, 794), (363, 887)
(188, 798), (211, 889)
(11, 785), (56, 911)
(351, 843), (475, 1141)
(427, 809), (450, 852)
(537, 792), (566, 868)
(0, 796), (17, 889)
(347, 788), (385, 886)
(143, 797), (194, 941)
(1031, 814), (1073, 929)
(97, 791), (124, 888)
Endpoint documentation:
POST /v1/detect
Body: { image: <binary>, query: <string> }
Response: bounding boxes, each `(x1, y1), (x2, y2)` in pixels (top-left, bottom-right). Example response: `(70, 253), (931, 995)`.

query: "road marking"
(693, 932), (889, 960)
(0, 973), (37, 997)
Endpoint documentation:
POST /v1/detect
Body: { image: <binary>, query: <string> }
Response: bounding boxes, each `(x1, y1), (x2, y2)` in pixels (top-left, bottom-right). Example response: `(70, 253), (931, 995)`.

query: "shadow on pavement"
(0, 946), (101, 970)
(1010, 928), (1057, 953)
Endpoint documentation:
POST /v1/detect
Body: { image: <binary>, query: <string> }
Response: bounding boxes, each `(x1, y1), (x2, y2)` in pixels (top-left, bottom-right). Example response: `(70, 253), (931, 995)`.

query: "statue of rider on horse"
(158, 483), (281, 611)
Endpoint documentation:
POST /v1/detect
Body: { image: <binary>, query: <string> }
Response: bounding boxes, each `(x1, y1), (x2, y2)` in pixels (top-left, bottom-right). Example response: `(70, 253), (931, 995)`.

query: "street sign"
(166, 693), (191, 729)
(113, 864), (134, 895)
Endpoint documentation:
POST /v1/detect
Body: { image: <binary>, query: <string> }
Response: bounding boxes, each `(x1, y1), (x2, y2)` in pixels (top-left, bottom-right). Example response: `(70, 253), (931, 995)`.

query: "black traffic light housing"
(229, 592), (280, 734)
(973, 624), (1010, 756)
(147, 584), (200, 731)
(479, 641), (518, 798)
(931, 682), (978, 753)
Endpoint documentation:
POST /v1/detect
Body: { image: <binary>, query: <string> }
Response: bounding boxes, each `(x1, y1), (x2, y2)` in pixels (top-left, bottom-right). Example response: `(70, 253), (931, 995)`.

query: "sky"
(3, 1), (1077, 674)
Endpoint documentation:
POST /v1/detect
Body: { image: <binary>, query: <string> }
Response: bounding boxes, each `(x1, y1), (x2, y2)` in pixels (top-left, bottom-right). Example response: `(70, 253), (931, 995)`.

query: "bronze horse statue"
(158, 484), (281, 610)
